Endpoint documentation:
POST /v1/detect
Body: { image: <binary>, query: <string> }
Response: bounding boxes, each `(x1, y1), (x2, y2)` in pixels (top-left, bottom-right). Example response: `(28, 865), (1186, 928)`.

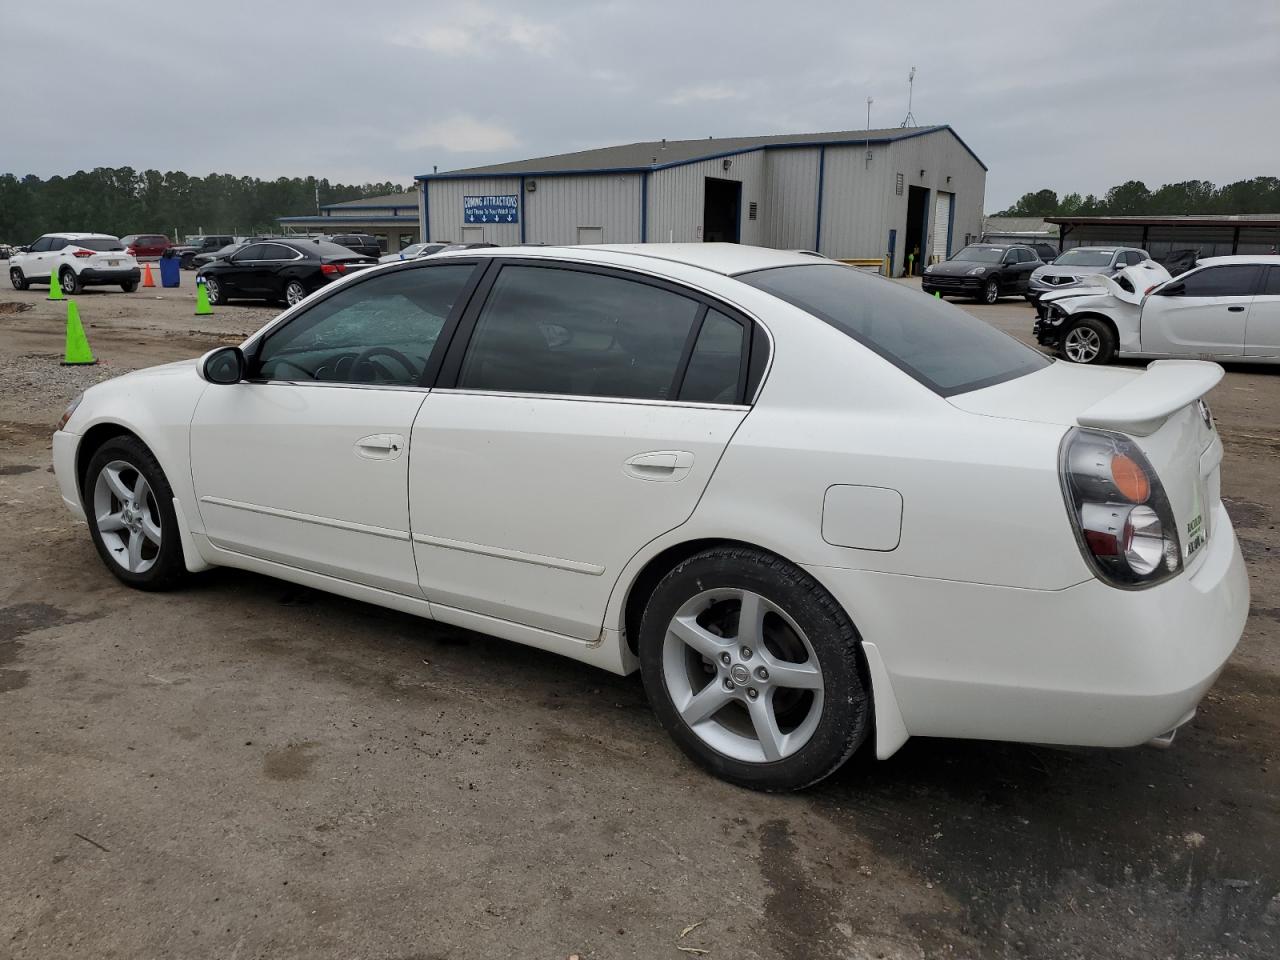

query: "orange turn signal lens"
(1110, 453), (1150, 503)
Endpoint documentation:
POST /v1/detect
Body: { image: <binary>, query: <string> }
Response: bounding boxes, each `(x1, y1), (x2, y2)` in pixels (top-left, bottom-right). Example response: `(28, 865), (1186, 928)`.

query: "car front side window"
(1174, 265), (1263, 298)
(455, 265), (704, 401)
(252, 264), (477, 386)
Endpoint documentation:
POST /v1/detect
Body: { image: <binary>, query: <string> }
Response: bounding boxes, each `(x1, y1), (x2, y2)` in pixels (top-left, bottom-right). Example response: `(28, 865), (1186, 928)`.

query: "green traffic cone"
(47, 269), (64, 301)
(61, 300), (96, 366)
(935, 291), (941, 299)
(194, 279), (213, 316)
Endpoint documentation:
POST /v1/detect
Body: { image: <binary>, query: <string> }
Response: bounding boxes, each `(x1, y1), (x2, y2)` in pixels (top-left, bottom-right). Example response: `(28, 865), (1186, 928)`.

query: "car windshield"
(75, 238), (126, 252)
(1054, 249), (1115, 267)
(738, 263), (1051, 396)
(950, 245), (1007, 264)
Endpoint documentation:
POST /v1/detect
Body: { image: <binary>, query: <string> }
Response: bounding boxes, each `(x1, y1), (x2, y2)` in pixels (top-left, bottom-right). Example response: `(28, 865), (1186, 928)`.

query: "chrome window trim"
(431, 387), (750, 412)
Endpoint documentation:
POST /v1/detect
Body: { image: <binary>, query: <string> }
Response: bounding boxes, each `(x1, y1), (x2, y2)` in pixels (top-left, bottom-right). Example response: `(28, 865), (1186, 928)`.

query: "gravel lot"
(1, 276), (1277, 959)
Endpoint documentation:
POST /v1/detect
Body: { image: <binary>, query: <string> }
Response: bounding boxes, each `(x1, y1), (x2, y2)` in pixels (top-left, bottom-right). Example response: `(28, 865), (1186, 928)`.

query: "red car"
(120, 234), (171, 260)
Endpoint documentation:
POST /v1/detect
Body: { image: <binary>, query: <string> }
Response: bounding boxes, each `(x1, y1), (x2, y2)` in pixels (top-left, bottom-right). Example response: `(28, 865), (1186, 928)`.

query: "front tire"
(638, 546), (870, 792)
(978, 278), (999, 304)
(82, 436), (187, 591)
(60, 267), (81, 295)
(202, 276), (224, 305)
(1061, 317), (1116, 365)
(9, 267), (26, 290)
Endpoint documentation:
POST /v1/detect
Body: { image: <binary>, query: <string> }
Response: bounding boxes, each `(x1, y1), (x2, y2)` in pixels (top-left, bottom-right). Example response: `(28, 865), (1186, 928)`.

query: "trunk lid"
(951, 359), (1224, 572)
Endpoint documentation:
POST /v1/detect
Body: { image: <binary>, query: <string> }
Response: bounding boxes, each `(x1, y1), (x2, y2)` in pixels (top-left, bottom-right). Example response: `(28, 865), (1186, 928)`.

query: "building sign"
(464, 195), (519, 224)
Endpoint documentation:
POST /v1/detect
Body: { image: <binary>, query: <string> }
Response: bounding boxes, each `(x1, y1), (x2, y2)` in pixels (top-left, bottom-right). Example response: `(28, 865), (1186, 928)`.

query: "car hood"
(926, 260), (993, 276)
(1033, 263), (1111, 281)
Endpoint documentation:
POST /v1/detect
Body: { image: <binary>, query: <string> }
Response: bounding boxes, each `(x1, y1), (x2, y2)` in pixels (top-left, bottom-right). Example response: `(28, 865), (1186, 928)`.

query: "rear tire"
(9, 267), (26, 290)
(284, 280), (307, 306)
(82, 435), (188, 591)
(121, 280), (138, 293)
(638, 546), (870, 792)
(1061, 317), (1116, 365)
(60, 267), (81, 295)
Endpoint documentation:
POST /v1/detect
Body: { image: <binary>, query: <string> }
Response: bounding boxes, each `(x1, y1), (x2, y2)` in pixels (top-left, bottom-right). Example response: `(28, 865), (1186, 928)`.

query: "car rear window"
(737, 263), (1051, 396)
(75, 238), (127, 252)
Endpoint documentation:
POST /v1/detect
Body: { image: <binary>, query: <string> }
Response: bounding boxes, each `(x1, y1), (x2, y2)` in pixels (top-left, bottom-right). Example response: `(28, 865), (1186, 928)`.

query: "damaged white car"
(1035, 255), (1280, 365)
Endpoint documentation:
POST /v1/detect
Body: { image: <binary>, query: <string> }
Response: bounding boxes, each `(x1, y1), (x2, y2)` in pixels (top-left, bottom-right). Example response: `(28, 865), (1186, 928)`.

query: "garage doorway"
(703, 178), (741, 243)
(904, 185), (928, 275)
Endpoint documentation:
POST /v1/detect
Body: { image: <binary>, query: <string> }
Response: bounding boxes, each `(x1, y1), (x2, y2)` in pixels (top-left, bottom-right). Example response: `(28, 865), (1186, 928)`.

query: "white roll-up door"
(931, 192), (952, 262)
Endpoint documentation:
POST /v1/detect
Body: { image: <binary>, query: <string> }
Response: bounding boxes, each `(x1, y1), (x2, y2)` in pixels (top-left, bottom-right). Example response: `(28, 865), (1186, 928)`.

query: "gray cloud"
(3, 0), (1277, 209)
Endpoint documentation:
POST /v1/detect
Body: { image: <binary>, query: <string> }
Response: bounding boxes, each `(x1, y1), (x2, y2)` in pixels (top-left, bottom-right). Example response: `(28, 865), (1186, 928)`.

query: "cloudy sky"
(4, 0), (1277, 209)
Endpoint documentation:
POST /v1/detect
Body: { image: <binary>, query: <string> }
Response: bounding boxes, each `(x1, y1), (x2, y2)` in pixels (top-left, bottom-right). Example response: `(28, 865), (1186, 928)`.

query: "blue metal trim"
(946, 192), (956, 258)
(641, 170), (649, 242)
(519, 176), (527, 244)
(422, 183), (430, 242)
(319, 205), (414, 212)
(412, 125), (988, 180)
(814, 145), (826, 252)
(920, 188), (931, 269)
(276, 214), (418, 224)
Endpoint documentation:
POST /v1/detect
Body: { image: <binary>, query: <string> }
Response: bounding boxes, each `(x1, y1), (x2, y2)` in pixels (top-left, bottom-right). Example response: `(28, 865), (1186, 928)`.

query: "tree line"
(998, 177), (1280, 218)
(0, 168), (412, 243)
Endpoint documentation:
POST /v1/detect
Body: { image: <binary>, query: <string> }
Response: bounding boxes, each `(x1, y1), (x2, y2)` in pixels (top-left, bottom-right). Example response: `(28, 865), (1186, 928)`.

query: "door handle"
(355, 433), (404, 459)
(623, 450), (694, 481)
(1227, 305), (1245, 312)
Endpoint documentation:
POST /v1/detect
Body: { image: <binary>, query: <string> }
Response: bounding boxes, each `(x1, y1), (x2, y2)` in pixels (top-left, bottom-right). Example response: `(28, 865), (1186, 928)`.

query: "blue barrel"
(159, 253), (181, 288)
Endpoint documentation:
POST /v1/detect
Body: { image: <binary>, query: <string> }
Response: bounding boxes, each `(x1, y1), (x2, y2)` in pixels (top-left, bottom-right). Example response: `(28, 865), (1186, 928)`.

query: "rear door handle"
(623, 450), (694, 482)
(355, 433), (404, 460)
(1227, 305), (1246, 312)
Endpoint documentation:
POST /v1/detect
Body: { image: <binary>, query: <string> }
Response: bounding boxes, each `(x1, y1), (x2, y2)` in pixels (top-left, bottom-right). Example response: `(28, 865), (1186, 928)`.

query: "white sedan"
(51, 244), (1248, 791)
(1037, 255), (1280, 364)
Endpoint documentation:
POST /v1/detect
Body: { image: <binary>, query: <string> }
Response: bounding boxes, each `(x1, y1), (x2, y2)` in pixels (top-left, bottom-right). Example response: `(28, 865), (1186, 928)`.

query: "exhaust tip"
(1146, 728), (1178, 749)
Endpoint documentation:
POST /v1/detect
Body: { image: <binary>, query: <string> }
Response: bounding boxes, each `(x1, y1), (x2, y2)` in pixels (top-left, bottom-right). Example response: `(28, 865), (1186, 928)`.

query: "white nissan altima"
(51, 244), (1249, 791)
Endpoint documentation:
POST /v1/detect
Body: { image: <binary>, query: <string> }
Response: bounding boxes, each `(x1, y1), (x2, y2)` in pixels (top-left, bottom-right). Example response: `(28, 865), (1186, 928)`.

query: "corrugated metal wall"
(525, 174), (643, 244)
(762, 148), (821, 250)
(426, 177), (522, 245)
(647, 150), (766, 245)
(887, 133), (987, 263)
(817, 144), (894, 258)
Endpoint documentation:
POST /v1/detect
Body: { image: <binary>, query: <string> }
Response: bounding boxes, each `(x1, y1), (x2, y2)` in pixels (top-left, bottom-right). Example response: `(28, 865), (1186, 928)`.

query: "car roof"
(440, 242), (821, 276)
(1195, 255), (1280, 267)
(44, 232), (119, 240)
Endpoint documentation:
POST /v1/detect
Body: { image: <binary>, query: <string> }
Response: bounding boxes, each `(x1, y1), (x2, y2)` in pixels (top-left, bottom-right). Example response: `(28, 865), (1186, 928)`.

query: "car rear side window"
(1177, 265), (1262, 298)
(679, 309), (745, 404)
(456, 265), (702, 401)
(1264, 266), (1280, 296)
(254, 264), (477, 386)
(738, 263), (1050, 396)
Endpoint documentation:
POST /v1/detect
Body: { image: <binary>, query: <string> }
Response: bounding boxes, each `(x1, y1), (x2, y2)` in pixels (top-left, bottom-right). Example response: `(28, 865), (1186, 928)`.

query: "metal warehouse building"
(416, 125), (986, 275)
(278, 193), (421, 251)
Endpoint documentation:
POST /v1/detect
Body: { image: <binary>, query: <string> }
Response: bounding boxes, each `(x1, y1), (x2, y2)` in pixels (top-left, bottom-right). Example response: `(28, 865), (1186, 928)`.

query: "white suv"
(9, 233), (141, 294)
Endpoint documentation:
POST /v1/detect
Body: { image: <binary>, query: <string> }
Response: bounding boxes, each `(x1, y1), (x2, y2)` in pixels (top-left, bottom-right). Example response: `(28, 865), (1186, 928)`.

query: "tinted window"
(75, 238), (126, 252)
(47, 237), (71, 251)
(680, 309), (745, 404)
(254, 265), (475, 385)
(28, 237), (52, 252)
(739, 264), (1050, 396)
(457, 265), (701, 400)
(1017, 248), (1035, 263)
(1176, 265), (1263, 298)
(234, 244), (268, 260)
(1124, 251), (1144, 265)
(1262, 266), (1280, 296)
(259, 243), (297, 261)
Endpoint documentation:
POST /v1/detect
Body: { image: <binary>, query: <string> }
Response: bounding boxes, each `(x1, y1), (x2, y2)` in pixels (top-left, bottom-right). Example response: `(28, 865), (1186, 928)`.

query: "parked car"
(1028, 246), (1153, 313)
(378, 242), (449, 264)
(0, 243), (13, 260)
(120, 234), (172, 260)
(921, 243), (1042, 303)
(1036, 255), (1279, 365)
(196, 238), (376, 306)
(51, 244), (1247, 791)
(172, 235), (236, 270)
(329, 233), (383, 258)
(192, 240), (264, 270)
(8, 233), (140, 293)
(982, 238), (1059, 262)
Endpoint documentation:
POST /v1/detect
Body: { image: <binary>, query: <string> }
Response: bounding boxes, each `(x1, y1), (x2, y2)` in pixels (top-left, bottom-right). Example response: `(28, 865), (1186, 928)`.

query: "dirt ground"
(1, 275), (1277, 960)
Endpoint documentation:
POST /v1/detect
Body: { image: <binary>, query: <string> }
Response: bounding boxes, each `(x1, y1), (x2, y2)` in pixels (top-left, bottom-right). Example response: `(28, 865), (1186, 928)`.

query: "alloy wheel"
(983, 280), (999, 304)
(1064, 326), (1101, 363)
(662, 588), (824, 764)
(286, 281), (306, 306)
(93, 460), (161, 574)
(204, 277), (220, 303)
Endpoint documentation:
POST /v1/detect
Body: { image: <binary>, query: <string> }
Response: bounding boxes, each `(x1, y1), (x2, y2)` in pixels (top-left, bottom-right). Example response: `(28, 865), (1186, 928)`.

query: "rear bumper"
(807, 502), (1248, 751)
(79, 267), (141, 285)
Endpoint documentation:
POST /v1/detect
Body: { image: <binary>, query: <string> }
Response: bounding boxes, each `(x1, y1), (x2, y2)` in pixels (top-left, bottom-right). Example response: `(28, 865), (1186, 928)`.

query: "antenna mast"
(900, 67), (917, 128)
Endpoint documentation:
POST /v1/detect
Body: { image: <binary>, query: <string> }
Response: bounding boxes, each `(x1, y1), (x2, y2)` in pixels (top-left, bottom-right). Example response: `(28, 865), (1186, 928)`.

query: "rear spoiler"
(1077, 359), (1222, 436)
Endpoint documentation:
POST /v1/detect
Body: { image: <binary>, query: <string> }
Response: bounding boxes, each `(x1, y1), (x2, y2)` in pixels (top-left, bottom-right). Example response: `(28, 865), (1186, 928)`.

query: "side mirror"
(199, 346), (246, 385)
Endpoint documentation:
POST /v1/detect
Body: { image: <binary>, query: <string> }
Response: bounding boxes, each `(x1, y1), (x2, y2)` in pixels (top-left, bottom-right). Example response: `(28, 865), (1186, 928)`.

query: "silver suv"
(1028, 246), (1151, 313)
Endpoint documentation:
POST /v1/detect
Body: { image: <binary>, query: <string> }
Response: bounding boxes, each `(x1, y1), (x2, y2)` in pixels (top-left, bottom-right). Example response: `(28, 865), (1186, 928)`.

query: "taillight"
(320, 263), (345, 276)
(1060, 428), (1181, 587)
(125, 245), (136, 255)
(72, 248), (95, 258)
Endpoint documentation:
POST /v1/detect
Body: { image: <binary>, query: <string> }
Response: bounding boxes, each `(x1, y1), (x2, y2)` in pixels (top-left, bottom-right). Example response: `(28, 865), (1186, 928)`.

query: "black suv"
(329, 234), (383, 258)
(921, 243), (1043, 304)
(173, 235), (236, 270)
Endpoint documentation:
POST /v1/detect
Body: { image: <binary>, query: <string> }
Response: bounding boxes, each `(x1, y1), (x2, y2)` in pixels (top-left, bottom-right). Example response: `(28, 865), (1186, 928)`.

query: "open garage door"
(932, 192), (953, 263)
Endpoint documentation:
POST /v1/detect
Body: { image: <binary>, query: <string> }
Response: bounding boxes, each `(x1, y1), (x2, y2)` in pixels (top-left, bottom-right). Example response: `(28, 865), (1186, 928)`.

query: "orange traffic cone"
(142, 262), (156, 288)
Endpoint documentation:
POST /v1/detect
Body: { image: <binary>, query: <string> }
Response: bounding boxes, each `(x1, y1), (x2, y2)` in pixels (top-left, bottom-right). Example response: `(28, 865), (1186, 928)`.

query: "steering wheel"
(350, 346), (418, 383)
